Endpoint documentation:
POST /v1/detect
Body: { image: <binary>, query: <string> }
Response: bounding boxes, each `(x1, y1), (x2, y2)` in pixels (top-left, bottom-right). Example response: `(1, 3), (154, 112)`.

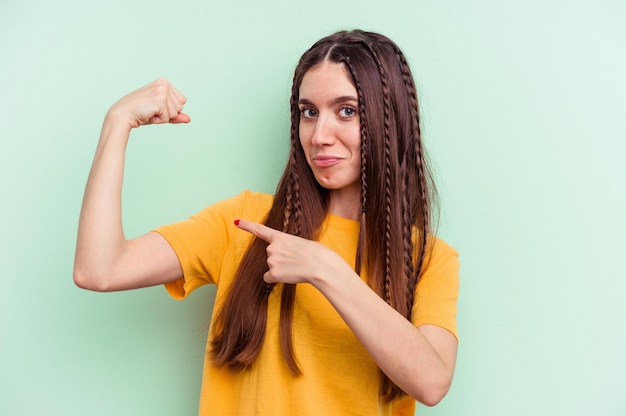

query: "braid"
(213, 30), (438, 403)
(276, 88), (306, 375)
(343, 56), (368, 276)
(362, 34), (436, 401)
(368, 44), (394, 307)
(284, 85), (300, 233)
(400, 168), (415, 319)
(393, 46), (429, 315)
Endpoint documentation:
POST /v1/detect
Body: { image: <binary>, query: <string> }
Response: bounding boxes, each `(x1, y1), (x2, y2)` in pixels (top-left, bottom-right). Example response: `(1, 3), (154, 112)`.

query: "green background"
(1, 0), (624, 415)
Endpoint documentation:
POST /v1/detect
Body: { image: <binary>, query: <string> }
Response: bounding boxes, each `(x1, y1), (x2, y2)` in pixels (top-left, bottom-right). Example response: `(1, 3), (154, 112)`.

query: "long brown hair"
(210, 29), (437, 401)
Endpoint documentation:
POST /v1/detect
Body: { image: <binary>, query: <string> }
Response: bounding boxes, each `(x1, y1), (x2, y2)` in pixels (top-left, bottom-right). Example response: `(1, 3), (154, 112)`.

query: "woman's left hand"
(234, 219), (349, 286)
(234, 219), (457, 405)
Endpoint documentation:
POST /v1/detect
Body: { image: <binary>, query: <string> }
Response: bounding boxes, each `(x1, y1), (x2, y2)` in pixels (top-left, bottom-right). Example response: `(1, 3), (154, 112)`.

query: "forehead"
(299, 61), (357, 98)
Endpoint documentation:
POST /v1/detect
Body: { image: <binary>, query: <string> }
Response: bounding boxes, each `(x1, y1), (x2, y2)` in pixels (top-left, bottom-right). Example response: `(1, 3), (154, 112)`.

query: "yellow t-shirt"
(155, 190), (460, 416)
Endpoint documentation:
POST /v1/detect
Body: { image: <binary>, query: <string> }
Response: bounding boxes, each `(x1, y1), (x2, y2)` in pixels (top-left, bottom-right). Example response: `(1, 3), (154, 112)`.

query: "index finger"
(234, 219), (279, 243)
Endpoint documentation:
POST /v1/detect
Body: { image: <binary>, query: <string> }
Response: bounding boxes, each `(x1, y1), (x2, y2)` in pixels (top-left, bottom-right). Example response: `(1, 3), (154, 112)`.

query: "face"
(298, 61), (361, 201)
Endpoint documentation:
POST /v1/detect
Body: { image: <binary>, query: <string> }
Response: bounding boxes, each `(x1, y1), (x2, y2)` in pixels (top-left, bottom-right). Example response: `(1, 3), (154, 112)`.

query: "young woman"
(74, 30), (459, 415)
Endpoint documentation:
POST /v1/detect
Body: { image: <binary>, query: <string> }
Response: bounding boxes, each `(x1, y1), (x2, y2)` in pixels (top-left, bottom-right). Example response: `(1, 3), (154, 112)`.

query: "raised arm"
(73, 79), (189, 292)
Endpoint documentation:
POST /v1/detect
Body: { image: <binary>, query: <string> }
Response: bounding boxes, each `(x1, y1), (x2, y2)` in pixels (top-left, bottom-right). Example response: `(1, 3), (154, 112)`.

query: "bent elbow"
(73, 265), (112, 292)
(414, 386), (450, 407)
(73, 268), (95, 291)
(419, 389), (448, 407)
(411, 375), (453, 407)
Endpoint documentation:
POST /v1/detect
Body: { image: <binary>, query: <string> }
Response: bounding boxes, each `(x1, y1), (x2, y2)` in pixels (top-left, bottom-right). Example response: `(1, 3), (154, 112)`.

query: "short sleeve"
(411, 237), (460, 340)
(153, 191), (273, 300)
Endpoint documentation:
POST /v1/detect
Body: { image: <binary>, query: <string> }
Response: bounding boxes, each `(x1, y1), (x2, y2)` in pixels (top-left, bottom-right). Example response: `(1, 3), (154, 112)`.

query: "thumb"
(169, 112), (191, 124)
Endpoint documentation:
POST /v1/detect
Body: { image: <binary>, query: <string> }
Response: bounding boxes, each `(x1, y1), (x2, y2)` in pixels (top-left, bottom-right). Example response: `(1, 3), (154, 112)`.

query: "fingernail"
(234, 219), (240, 226)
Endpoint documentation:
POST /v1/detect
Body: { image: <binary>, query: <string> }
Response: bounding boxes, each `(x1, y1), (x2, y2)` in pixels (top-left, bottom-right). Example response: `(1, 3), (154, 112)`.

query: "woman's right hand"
(105, 78), (190, 130)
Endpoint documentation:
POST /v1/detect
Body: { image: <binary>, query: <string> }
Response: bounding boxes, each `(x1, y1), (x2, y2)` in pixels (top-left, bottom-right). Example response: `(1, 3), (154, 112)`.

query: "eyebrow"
(298, 96), (358, 106)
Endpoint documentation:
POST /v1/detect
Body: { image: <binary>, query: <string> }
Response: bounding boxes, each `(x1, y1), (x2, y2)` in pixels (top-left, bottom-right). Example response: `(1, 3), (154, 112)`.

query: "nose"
(311, 114), (334, 146)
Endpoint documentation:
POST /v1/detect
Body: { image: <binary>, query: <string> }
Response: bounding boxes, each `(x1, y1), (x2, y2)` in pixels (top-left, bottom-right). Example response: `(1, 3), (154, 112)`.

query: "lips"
(311, 155), (343, 167)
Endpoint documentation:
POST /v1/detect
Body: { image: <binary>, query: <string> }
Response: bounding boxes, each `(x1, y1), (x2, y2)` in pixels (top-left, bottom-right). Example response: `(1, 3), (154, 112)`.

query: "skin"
(298, 61), (362, 220)
(74, 68), (457, 405)
(237, 62), (457, 405)
(74, 78), (187, 291)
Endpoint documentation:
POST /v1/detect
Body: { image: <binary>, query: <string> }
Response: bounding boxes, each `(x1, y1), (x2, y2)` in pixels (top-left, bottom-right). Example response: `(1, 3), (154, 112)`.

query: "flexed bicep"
(74, 79), (190, 292)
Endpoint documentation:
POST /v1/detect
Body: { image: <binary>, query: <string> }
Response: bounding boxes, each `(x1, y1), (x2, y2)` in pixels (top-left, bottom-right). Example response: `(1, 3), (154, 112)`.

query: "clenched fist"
(106, 78), (190, 130)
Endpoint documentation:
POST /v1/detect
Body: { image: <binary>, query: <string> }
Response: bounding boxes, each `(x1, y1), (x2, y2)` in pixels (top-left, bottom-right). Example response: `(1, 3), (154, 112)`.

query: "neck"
(328, 186), (361, 221)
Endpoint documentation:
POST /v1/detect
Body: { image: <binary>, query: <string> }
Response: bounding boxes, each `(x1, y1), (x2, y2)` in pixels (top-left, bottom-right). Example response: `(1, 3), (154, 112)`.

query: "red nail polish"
(234, 219), (240, 226)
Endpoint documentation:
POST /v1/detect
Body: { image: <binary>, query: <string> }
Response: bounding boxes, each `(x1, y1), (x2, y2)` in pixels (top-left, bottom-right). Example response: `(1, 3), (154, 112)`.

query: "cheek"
(298, 124), (312, 148)
(349, 126), (362, 151)
(298, 124), (304, 143)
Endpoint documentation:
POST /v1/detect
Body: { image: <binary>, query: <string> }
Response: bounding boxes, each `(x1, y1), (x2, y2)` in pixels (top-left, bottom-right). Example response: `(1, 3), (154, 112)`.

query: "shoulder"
(413, 236), (460, 338)
(196, 190), (274, 222)
(429, 236), (459, 261)
(418, 235), (460, 292)
(411, 230), (459, 272)
(426, 236), (459, 275)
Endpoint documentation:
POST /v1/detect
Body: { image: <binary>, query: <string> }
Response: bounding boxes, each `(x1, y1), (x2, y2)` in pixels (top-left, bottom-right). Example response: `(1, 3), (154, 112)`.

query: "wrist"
(97, 116), (133, 151)
(103, 107), (137, 132)
(310, 255), (354, 293)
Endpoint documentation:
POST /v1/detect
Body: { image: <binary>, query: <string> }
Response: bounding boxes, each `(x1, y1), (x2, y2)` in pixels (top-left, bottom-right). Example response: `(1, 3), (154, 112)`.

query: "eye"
(338, 106), (356, 118)
(300, 107), (318, 118)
